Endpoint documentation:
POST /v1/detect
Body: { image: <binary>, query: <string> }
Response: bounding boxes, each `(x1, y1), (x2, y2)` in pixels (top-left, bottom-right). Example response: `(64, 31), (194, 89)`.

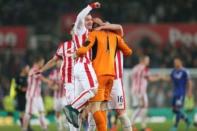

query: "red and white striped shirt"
(27, 66), (42, 99)
(114, 50), (123, 79)
(131, 64), (150, 95)
(72, 5), (93, 64)
(49, 68), (66, 98)
(73, 31), (92, 63)
(55, 41), (75, 84)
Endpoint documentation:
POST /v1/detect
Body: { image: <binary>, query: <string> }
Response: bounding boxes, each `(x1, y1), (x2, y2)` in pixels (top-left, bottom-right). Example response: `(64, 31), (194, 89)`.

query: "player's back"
(27, 66), (42, 98)
(90, 30), (118, 76)
(131, 64), (149, 94)
(56, 41), (75, 83)
(114, 50), (123, 79)
(171, 68), (189, 96)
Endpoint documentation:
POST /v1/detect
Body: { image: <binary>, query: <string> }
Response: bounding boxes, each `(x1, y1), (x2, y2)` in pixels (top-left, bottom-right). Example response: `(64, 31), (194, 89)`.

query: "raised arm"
(95, 23), (124, 37)
(73, 2), (101, 34)
(146, 74), (162, 82)
(40, 57), (58, 73)
(40, 44), (63, 73)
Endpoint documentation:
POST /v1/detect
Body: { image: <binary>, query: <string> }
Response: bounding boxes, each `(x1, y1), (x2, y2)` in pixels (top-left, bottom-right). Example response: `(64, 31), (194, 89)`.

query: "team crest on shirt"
(174, 72), (183, 79)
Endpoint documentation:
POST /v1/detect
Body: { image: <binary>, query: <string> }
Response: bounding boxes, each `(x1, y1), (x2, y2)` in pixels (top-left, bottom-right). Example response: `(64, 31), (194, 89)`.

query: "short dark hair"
(174, 56), (183, 62)
(92, 22), (100, 29)
(92, 17), (104, 29)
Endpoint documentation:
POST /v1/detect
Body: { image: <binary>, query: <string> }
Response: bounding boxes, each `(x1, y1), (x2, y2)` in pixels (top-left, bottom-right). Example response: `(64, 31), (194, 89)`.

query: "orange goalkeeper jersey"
(76, 30), (132, 76)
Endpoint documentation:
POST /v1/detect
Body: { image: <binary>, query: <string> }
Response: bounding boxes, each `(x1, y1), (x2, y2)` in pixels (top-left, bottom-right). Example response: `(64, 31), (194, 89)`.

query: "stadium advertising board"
(123, 24), (197, 47)
(0, 27), (27, 49)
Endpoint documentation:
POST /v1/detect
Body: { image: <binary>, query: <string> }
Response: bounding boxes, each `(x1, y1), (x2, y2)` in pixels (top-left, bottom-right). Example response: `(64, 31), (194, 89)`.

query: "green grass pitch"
(0, 121), (196, 131)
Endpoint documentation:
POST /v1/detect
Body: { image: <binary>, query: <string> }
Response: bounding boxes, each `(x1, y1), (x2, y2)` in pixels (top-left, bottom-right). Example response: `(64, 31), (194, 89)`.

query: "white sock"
(87, 113), (96, 131)
(39, 114), (47, 129)
(131, 107), (142, 125)
(55, 115), (63, 131)
(141, 108), (148, 129)
(22, 113), (30, 130)
(68, 123), (80, 131)
(62, 114), (69, 129)
(71, 90), (94, 111)
(118, 113), (132, 131)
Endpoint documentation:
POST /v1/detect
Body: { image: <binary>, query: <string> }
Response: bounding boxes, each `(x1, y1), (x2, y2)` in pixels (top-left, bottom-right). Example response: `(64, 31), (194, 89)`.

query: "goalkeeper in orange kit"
(75, 20), (132, 131)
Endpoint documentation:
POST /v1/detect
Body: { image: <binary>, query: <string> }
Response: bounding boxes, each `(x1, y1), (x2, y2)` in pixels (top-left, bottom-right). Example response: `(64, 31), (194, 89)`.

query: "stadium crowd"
(1, 0), (197, 27)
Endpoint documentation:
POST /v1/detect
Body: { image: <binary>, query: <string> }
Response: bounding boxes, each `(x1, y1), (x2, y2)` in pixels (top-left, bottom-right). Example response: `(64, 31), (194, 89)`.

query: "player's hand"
(160, 75), (168, 81)
(89, 2), (101, 9)
(65, 51), (77, 59)
(30, 70), (42, 76)
(65, 48), (75, 57)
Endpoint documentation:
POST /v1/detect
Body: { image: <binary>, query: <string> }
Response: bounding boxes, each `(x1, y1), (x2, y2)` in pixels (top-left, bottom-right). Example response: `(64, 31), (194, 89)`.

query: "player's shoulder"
(90, 30), (103, 35)
(171, 68), (176, 73)
(59, 40), (74, 48)
(133, 64), (142, 71)
(108, 31), (121, 37)
(138, 64), (145, 69)
(57, 42), (64, 49)
(116, 50), (123, 55)
(177, 67), (187, 73)
(133, 64), (140, 69)
(181, 68), (190, 75)
(63, 40), (73, 45)
(89, 31), (105, 40)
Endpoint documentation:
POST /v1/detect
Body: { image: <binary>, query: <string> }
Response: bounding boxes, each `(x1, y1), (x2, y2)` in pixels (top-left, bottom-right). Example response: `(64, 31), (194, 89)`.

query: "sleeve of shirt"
(76, 32), (96, 56)
(117, 36), (132, 56)
(54, 44), (63, 59)
(170, 70), (173, 79)
(185, 69), (191, 80)
(144, 67), (150, 78)
(73, 5), (92, 35)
